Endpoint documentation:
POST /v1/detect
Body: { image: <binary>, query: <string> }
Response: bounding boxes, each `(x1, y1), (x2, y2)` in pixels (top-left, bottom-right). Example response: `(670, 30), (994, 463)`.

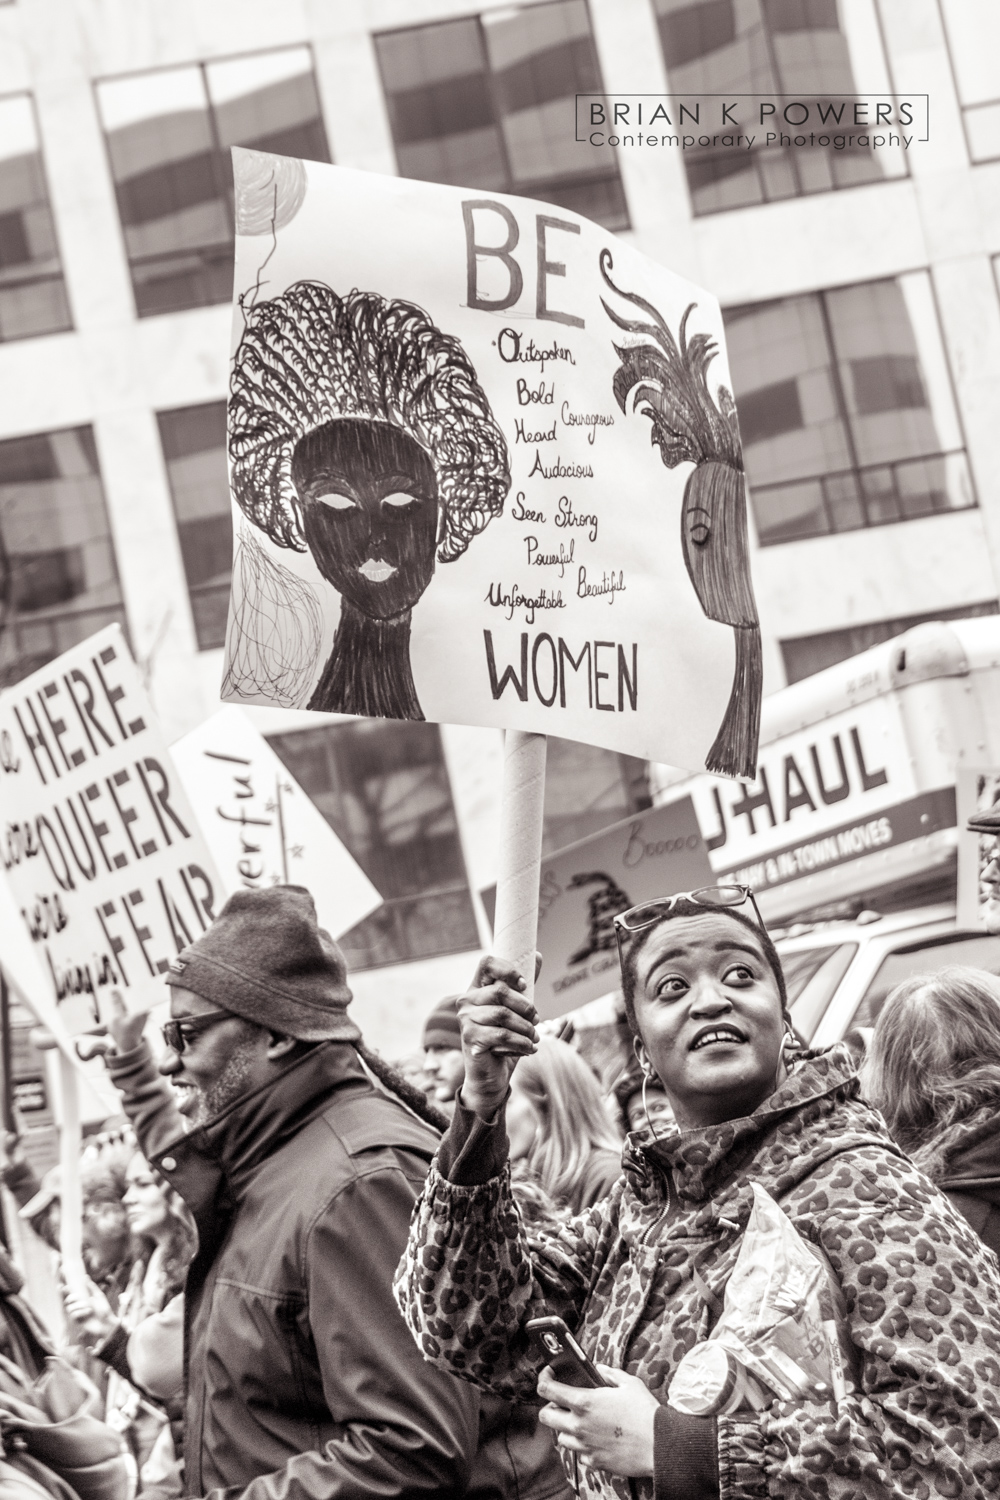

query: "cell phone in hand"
(526, 1316), (611, 1389)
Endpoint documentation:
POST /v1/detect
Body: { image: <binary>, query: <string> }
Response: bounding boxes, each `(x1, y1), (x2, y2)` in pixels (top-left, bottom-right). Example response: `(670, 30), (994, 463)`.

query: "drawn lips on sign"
(228, 282), (511, 722)
(567, 871), (633, 966)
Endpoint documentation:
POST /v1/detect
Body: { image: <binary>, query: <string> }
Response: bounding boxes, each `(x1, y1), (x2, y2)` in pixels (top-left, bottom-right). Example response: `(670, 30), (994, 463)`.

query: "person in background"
(421, 996), (465, 1109)
(967, 801), (1000, 933)
(507, 1036), (622, 1215)
(63, 1150), (195, 1490)
(611, 1063), (677, 1139)
(396, 890), (1000, 1500)
(861, 964), (1000, 1256)
(100, 886), (570, 1500)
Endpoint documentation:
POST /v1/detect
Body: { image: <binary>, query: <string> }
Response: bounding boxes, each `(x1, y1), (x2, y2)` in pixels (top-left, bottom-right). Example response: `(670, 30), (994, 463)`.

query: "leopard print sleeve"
(717, 1155), (1000, 1500)
(394, 1158), (622, 1402)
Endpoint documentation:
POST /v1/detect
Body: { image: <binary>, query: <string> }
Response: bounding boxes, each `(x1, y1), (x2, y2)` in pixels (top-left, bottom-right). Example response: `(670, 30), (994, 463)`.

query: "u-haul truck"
(650, 617), (1000, 1043)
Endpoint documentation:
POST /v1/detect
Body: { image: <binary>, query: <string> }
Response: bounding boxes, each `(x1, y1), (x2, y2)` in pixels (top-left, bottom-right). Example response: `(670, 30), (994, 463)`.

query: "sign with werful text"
(483, 797), (713, 1018)
(221, 149), (761, 779)
(171, 706), (380, 938)
(0, 627), (222, 1034)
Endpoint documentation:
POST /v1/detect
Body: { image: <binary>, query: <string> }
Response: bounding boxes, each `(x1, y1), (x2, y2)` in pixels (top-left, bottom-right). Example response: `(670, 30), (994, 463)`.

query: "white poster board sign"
(171, 705), (380, 938)
(0, 626), (222, 1035)
(221, 150), (762, 780)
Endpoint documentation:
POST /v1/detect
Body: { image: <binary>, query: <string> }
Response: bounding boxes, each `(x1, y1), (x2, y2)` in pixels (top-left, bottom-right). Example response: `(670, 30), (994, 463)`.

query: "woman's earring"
(641, 1072), (662, 1140)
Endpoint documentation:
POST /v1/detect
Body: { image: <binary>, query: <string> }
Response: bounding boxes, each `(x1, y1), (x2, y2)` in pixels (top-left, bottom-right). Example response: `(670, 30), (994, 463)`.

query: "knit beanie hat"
(165, 886), (360, 1044)
(422, 996), (462, 1051)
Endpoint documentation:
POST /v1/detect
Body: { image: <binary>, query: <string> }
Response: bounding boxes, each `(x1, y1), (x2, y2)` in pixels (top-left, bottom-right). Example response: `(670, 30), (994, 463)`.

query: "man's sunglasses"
(161, 1012), (231, 1055)
(613, 884), (764, 968)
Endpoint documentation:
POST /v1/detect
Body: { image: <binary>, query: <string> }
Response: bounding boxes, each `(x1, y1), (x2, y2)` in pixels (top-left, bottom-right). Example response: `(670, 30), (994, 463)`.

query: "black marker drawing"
(228, 280), (511, 719)
(222, 529), (323, 708)
(567, 870), (633, 965)
(599, 250), (761, 780)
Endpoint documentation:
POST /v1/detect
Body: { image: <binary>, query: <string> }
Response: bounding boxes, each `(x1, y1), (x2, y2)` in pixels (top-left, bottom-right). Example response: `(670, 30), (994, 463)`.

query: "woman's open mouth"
(690, 1025), (747, 1051)
(359, 558), (397, 582)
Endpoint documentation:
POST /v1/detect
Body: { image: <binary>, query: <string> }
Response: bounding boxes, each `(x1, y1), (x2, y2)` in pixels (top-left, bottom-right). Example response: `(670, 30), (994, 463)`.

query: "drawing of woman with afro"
(228, 280), (510, 719)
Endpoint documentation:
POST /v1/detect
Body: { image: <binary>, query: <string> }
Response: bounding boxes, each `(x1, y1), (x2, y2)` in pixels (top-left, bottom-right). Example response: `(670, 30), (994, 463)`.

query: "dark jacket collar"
(622, 1043), (899, 1204)
(916, 1102), (1000, 1200)
(151, 1042), (369, 1236)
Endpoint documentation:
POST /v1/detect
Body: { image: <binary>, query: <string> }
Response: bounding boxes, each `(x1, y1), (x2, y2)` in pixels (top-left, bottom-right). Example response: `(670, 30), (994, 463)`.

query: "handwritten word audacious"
(484, 581), (566, 625)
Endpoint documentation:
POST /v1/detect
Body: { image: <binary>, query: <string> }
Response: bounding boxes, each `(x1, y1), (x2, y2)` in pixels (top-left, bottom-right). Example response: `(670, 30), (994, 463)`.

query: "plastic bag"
(668, 1184), (857, 1417)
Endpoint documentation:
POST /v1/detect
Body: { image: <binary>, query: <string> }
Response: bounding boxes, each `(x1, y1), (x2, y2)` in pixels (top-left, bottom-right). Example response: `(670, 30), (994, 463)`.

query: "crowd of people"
(0, 880), (999, 1500)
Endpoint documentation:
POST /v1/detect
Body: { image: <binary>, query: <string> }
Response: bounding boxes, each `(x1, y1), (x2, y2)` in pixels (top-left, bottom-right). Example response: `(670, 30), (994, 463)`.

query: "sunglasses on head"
(161, 1012), (231, 1055)
(613, 884), (764, 967)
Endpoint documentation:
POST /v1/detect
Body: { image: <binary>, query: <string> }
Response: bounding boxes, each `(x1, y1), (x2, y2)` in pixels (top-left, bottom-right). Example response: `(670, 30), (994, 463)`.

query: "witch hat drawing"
(599, 250), (761, 779)
(228, 281), (510, 720)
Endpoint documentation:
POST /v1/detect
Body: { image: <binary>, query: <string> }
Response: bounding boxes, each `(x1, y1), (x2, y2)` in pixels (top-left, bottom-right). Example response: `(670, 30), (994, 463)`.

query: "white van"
(778, 903), (1000, 1046)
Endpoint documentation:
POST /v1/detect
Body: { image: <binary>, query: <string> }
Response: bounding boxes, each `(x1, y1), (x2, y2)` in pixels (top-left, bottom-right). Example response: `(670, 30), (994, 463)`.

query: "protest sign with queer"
(171, 705), (380, 938)
(0, 626), (222, 1035)
(221, 149), (761, 779)
(482, 797), (712, 1018)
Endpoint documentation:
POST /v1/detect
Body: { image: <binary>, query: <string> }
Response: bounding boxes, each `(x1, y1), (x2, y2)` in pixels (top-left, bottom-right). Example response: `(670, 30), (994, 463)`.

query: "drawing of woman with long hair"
(228, 280), (510, 719)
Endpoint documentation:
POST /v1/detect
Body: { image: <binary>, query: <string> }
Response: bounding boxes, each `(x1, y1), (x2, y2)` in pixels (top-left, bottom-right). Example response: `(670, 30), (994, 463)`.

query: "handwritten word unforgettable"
(497, 328), (577, 373)
(484, 630), (637, 713)
(526, 537), (575, 576)
(578, 566), (625, 604)
(529, 451), (594, 479)
(561, 402), (615, 445)
(485, 581), (566, 625)
(555, 494), (598, 542)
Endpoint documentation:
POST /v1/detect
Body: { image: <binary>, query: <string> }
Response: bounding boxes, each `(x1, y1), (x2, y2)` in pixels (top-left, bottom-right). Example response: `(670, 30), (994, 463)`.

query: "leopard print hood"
(620, 1043), (887, 1210)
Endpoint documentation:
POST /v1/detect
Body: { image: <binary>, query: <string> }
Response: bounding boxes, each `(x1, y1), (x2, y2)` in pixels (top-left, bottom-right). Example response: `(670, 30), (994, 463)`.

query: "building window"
(939, 0), (1000, 163)
(157, 402), (231, 650)
(96, 47), (330, 318)
(0, 95), (72, 342)
(653, 0), (904, 216)
(267, 721), (479, 970)
(375, 0), (628, 230)
(0, 426), (126, 688)
(780, 601), (999, 684)
(724, 272), (975, 545)
(543, 736), (651, 853)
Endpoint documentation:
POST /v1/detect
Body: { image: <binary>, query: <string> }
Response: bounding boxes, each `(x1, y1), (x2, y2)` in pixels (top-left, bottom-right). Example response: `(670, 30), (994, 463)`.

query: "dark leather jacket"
(108, 1040), (568, 1500)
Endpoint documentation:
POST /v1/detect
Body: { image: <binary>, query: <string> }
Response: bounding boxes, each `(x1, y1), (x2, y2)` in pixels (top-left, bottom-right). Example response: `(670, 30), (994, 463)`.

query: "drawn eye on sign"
(227, 281), (511, 721)
(598, 249), (761, 780)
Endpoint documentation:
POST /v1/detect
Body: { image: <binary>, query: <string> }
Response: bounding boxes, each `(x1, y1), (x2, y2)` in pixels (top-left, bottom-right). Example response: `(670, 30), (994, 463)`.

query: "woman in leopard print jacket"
(395, 893), (1000, 1500)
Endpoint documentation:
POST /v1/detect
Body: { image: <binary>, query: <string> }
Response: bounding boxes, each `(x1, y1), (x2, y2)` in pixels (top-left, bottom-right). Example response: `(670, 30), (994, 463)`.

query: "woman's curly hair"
(229, 281), (510, 563)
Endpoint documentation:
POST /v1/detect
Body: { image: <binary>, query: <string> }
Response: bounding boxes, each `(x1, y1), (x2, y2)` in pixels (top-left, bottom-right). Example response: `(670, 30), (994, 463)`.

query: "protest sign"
(0, 626), (222, 1036)
(171, 705), (380, 938)
(957, 767), (1000, 933)
(221, 149), (761, 780)
(483, 796), (712, 1018)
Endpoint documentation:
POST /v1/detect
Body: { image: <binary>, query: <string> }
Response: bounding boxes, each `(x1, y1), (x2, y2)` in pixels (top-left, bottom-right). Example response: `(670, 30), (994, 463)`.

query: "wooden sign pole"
(491, 731), (547, 1006)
